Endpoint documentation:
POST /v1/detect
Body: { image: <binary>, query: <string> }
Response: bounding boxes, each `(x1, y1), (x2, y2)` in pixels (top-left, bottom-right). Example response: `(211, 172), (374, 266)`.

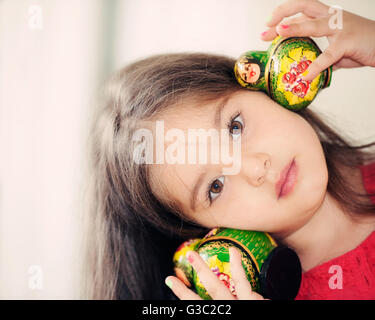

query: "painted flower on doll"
(281, 58), (312, 98)
(278, 47), (320, 105)
(211, 266), (237, 297)
(282, 71), (297, 91)
(292, 81), (310, 98)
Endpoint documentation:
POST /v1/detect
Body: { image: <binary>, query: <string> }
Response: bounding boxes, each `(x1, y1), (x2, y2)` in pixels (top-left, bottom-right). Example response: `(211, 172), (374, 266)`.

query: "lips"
(275, 157), (296, 199)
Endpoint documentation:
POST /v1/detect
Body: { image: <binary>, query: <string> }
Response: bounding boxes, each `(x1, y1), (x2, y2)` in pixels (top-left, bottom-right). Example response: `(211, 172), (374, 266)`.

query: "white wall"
(0, 0), (374, 299)
(0, 0), (104, 299)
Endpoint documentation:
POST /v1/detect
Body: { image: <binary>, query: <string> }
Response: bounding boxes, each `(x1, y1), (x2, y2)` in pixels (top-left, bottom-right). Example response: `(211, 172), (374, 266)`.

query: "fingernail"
(187, 251), (194, 264)
(280, 24), (289, 29)
(266, 15), (272, 23)
(165, 277), (173, 289)
(260, 30), (268, 37)
(300, 75), (311, 82)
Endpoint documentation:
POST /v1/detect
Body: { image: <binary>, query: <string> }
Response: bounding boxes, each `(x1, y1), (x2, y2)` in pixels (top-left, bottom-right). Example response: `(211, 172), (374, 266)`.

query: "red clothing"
(295, 161), (375, 300)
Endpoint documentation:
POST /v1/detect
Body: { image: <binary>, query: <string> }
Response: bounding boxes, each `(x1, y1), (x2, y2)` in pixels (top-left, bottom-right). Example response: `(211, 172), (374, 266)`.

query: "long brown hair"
(80, 53), (375, 300)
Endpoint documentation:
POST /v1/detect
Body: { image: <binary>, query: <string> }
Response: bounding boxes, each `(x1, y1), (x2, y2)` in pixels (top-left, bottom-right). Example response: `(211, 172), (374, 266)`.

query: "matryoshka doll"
(234, 36), (332, 111)
(173, 227), (302, 300)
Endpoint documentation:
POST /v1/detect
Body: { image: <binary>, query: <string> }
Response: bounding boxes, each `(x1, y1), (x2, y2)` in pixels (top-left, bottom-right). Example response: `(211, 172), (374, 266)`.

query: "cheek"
(274, 132), (329, 233)
(264, 110), (324, 165)
(290, 117), (329, 205)
(214, 185), (277, 231)
(296, 142), (328, 216)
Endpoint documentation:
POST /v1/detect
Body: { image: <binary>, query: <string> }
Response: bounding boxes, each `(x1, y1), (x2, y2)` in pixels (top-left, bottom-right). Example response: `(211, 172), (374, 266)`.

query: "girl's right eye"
(207, 176), (225, 203)
(227, 113), (244, 141)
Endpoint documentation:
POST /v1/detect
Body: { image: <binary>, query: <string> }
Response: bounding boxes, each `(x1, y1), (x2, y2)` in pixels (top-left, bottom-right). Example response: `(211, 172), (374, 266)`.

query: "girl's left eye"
(227, 113), (244, 140)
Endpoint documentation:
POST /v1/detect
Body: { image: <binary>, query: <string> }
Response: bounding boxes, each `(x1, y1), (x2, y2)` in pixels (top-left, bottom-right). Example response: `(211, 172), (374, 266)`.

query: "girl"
(81, 0), (375, 300)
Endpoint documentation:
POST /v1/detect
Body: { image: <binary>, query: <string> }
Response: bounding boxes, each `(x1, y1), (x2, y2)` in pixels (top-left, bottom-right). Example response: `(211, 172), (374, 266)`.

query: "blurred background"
(0, 0), (374, 299)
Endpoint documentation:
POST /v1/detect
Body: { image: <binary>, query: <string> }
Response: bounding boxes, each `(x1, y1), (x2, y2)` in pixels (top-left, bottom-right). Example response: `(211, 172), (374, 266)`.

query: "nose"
(241, 153), (271, 186)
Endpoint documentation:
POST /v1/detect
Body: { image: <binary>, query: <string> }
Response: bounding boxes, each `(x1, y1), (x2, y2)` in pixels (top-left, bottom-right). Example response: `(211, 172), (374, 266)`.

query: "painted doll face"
(241, 63), (260, 83)
(149, 90), (328, 240)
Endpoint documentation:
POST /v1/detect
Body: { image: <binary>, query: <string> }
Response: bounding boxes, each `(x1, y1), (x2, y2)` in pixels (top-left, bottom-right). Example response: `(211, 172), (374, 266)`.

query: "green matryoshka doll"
(173, 227), (302, 300)
(234, 36), (332, 111)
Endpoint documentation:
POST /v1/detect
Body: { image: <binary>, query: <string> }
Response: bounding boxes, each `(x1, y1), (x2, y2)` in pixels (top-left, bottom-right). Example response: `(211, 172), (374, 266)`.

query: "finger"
(261, 14), (311, 41)
(229, 247), (265, 300)
(260, 27), (279, 41)
(275, 16), (336, 38)
(187, 251), (235, 300)
(165, 276), (202, 300)
(333, 57), (363, 70)
(300, 40), (344, 81)
(267, 0), (329, 28)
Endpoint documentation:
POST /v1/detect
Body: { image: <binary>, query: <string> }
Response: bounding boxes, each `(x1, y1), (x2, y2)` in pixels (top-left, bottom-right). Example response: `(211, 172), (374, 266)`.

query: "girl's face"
(150, 90), (328, 238)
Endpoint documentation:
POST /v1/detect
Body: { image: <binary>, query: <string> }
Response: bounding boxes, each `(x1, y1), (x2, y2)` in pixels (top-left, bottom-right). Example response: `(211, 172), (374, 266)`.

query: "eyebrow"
(190, 95), (231, 212)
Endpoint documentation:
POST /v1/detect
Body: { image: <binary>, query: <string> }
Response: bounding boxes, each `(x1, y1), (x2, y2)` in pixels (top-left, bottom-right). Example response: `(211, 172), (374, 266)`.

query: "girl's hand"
(165, 247), (267, 300)
(260, 0), (375, 81)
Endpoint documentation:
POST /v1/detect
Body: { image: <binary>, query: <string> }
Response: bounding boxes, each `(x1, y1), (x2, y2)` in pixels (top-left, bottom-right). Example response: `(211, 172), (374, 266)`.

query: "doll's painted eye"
(207, 176), (225, 202)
